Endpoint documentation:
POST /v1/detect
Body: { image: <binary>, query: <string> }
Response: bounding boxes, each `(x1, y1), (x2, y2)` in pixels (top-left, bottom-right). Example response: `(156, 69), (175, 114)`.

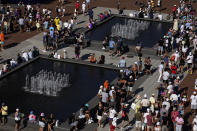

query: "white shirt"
(158, 14), (162, 20)
(158, 64), (164, 73)
(174, 53), (180, 62)
(143, 112), (149, 123)
(97, 89), (102, 95)
(167, 84), (173, 94)
(10, 60), (17, 67)
(109, 90), (115, 97)
(70, 19), (74, 25)
(170, 94), (178, 101)
(190, 95), (197, 105)
(187, 55), (193, 63)
(163, 71), (169, 80)
(193, 118), (197, 130)
(182, 46), (187, 53)
(63, 22), (69, 28)
(109, 109), (116, 118)
(22, 52), (29, 61)
(101, 92), (108, 103)
(82, 3), (86, 10)
(112, 117), (118, 127)
(162, 101), (170, 111)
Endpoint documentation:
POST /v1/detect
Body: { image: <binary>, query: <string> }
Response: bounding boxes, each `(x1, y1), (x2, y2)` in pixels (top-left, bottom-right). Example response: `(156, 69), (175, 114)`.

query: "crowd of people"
(0, 46), (39, 76)
(0, 0), (197, 131)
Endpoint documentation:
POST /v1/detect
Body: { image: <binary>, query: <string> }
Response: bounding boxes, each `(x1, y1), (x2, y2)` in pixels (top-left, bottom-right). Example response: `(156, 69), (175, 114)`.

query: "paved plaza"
(0, 7), (175, 131)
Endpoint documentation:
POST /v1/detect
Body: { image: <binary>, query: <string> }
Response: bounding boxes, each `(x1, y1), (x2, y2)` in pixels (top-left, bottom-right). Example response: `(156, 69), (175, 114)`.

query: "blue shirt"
(43, 21), (48, 29)
(109, 40), (115, 48)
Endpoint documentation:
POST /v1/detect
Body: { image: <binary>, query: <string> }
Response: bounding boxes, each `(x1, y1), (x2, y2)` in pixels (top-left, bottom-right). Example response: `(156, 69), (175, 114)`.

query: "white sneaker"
(102, 47), (106, 50)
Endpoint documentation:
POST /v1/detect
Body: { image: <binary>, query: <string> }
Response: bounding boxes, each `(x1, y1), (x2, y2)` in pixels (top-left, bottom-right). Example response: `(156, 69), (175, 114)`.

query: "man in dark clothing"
(88, 8), (93, 20)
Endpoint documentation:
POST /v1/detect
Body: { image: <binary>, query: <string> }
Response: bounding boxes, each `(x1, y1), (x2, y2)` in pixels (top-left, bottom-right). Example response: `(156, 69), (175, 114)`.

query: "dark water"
(86, 16), (172, 48)
(0, 58), (117, 121)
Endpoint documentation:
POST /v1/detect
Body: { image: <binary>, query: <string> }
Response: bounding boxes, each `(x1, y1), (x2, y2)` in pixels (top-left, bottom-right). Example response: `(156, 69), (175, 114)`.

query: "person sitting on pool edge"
(88, 53), (96, 63)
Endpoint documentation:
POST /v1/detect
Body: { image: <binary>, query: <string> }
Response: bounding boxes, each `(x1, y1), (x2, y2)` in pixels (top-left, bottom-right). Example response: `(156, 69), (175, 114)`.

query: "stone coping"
(84, 14), (173, 35)
(0, 54), (121, 81)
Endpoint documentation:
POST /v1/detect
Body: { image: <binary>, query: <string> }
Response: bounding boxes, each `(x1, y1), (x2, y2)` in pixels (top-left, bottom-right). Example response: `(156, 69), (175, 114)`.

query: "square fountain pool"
(85, 16), (172, 48)
(0, 57), (118, 121)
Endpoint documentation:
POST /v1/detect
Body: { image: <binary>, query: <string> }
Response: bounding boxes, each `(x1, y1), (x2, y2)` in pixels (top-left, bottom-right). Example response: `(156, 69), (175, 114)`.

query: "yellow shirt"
(1, 106), (8, 115)
(149, 97), (155, 104)
(54, 18), (60, 26)
(56, 24), (61, 31)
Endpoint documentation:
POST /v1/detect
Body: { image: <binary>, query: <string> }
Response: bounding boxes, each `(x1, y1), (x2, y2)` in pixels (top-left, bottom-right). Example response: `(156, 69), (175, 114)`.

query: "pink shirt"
(175, 117), (184, 125)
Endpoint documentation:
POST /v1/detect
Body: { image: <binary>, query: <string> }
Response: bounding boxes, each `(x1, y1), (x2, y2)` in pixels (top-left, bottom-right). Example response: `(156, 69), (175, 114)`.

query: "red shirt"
(75, 3), (80, 9)
(171, 65), (177, 74)
(147, 115), (153, 126)
(171, 111), (178, 122)
(172, 6), (177, 12)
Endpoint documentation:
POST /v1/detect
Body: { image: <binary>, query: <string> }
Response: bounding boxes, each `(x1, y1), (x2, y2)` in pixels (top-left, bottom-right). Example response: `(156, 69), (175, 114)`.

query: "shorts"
(97, 115), (102, 121)
(163, 80), (168, 84)
(158, 46), (163, 51)
(141, 106), (148, 113)
(136, 121), (142, 128)
(136, 46), (141, 50)
(127, 86), (133, 92)
(191, 104), (197, 110)
(109, 118), (113, 121)
(15, 120), (20, 124)
(147, 125), (153, 129)
(102, 102), (108, 107)
(109, 47), (114, 50)
(188, 63), (192, 67)
(39, 121), (45, 127)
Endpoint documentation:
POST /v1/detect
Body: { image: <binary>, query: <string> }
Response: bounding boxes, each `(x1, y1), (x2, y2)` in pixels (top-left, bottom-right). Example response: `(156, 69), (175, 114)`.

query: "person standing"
(15, 108), (21, 131)
(0, 31), (5, 49)
(86, 0), (90, 9)
(175, 114), (184, 131)
(74, 44), (80, 59)
(121, 104), (129, 130)
(193, 115), (197, 131)
(88, 8), (93, 21)
(97, 103), (104, 128)
(1, 102), (8, 125)
(39, 113), (47, 131)
(48, 114), (56, 131)
(18, 17), (24, 32)
(75, 1), (80, 15)
(186, 52), (193, 74)
(190, 91), (197, 114)
(158, 62), (164, 82)
(135, 109), (142, 131)
(82, 1), (86, 15)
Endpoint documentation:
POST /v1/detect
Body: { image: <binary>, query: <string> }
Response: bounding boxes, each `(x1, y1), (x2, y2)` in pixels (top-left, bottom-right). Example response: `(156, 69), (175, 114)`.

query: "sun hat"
(100, 85), (103, 89)
(40, 113), (45, 117)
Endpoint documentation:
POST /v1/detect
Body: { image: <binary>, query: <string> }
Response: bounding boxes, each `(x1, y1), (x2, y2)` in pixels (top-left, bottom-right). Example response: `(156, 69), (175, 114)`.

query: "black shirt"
(97, 107), (104, 116)
(162, 116), (168, 125)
